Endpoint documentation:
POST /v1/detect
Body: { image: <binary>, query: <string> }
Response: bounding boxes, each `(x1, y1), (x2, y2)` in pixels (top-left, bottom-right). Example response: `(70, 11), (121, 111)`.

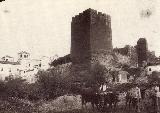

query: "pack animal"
(81, 87), (101, 109)
(102, 91), (119, 111)
(125, 87), (141, 112)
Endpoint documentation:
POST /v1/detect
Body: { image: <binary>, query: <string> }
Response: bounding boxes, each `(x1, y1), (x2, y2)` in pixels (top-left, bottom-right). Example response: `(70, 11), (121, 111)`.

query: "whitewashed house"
(146, 65), (160, 75)
(116, 71), (128, 83)
(1, 55), (14, 62)
(0, 61), (20, 80)
(0, 51), (51, 83)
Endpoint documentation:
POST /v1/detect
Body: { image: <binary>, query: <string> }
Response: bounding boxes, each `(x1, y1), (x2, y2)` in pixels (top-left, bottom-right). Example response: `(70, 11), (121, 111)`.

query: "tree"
(36, 69), (69, 100)
(148, 71), (160, 85)
(5, 77), (28, 98)
(90, 63), (108, 85)
(0, 80), (6, 98)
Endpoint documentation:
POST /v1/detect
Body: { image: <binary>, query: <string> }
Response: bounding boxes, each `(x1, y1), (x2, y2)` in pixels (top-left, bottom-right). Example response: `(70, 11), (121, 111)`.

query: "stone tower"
(136, 38), (148, 67)
(71, 8), (112, 65)
(70, 8), (112, 81)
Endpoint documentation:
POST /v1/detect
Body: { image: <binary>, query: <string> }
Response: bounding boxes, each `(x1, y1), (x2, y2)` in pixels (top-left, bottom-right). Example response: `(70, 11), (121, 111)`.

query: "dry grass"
(0, 95), (158, 113)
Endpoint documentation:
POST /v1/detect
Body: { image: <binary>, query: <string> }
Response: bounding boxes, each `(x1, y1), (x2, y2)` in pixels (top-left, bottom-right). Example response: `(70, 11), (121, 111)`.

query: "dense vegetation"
(0, 61), (160, 113)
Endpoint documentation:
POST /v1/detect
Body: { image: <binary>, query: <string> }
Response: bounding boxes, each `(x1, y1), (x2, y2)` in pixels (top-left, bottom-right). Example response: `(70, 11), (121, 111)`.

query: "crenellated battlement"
(72, 8), (111, 27)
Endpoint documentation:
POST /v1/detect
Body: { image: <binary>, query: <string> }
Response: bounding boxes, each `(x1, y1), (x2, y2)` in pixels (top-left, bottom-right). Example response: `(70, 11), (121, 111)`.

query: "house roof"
(2, 55), (13, 58)
(0, 61), (20, 65)
(119, 71), (129, 75)
(18, 51), (30, 54)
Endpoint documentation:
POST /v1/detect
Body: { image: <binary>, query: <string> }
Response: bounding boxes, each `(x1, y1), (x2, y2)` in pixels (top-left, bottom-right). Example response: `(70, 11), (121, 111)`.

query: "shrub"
(36, 69), (70, 100)
(5, 77), (28, 99)
(90, 63), (108, 85)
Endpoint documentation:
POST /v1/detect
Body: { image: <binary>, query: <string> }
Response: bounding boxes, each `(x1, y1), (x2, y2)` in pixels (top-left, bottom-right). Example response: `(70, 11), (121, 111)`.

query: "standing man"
(131, 84), (141, 112)
(99, 82), (107, 92)
(152, 83), (160, 113)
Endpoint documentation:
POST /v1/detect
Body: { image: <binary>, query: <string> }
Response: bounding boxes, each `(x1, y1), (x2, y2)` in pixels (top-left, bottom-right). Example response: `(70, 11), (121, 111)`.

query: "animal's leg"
(84, 101), (87, 109)
(96, 103), (99, 110)
(81, 98), (86, 109)
(132, 98), (138, 112)
(91, 102), (95, 110)
(128, 98), (133, 112)
(103, 100), (107, 109)
(81, 100), (84, 109)
(107, 102), (112, 112)
(114, 102), (117, 110)
(129, 98), (132, 109)
(125, 98), (128, 110)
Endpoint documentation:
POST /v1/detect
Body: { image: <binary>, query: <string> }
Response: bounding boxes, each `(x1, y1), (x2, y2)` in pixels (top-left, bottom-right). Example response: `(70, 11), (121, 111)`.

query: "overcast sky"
(0, 0), (160, 59)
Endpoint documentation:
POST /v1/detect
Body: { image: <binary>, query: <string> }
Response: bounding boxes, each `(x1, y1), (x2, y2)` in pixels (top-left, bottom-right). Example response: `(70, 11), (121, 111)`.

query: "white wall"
(0, 63), (20, 80)
(0, 55), (50, 83)
(146, 65), (160, 75)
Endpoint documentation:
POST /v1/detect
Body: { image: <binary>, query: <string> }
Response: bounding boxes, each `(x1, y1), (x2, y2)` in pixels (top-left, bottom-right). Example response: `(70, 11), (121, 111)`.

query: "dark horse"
(125, 88), (142, 112)
(125, 90), (133, 109)
(102, 91), (119, 111)
(81, 86), (101, 109)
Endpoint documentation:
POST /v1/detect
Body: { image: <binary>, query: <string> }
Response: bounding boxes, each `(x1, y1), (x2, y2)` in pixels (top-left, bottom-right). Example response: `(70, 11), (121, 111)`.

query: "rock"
(38, 95), (82, 113)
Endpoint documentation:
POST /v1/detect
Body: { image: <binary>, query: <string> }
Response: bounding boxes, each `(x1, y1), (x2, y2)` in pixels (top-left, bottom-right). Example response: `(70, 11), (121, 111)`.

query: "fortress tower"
(136, 38), (148, 67)
(71, 8), (112, 65)
(70, 8), (112, 81)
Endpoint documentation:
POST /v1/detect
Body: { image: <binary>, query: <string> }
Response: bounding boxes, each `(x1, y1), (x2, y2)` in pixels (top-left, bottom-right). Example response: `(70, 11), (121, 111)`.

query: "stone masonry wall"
(71, 9), (112, 65)
(136, 38), (148, 67)
(71, 9), (91, 65)
(70, 8), (112, 81)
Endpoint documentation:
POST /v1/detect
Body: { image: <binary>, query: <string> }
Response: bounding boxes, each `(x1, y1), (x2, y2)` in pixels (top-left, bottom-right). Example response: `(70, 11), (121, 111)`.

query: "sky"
(0, 0), (160, 60)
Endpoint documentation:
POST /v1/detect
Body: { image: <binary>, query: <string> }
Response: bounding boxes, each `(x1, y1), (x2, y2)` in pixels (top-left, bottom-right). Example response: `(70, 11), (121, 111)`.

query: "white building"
(116, 71), (128, 83)
(1, 55), (14, 62)
(18, 51), (30, 60)
(0, 51), (51, 83)
(0, 61), (20, 80)
(146, 65), (160, 75)
(40, 56), (50, 70)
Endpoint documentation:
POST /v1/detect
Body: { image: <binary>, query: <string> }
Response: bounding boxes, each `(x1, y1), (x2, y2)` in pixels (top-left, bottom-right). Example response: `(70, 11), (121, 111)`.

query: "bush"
(5, 77), (28, 99)
(148, 71), (160, 85)
(0, 66), (73, 101)
(36, 69), (70, 100)
(90, 63), (108, 85)
(0, 76), (34, 101)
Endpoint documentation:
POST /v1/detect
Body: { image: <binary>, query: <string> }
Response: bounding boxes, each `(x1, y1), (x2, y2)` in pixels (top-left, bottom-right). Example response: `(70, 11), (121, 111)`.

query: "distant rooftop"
(0, 61), (20, 65)
(18, 51), (30, 54)
(2, 55), (13, 58)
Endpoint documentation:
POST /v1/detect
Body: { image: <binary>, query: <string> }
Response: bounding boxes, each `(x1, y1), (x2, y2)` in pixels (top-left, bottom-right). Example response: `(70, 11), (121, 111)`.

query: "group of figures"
(79, 82), (160, 113)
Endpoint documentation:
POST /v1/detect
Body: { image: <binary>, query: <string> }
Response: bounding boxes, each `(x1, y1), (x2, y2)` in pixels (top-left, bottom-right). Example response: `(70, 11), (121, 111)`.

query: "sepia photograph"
(0, 0), (160, 113)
